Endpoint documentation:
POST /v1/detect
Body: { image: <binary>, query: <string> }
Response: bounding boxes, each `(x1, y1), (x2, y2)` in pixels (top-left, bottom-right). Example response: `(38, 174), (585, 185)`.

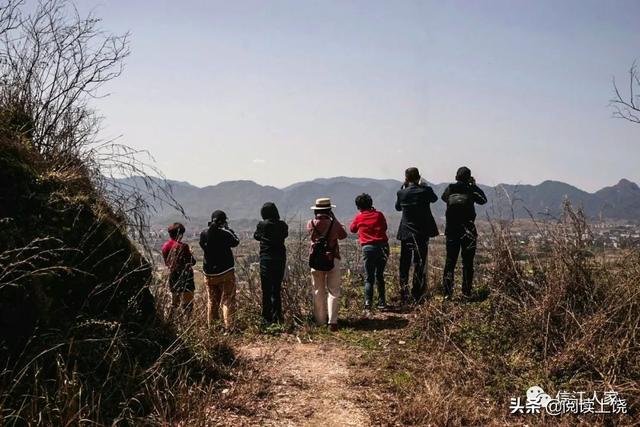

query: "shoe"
(377, 302), (387, 311)
(328, 323), (339, 332)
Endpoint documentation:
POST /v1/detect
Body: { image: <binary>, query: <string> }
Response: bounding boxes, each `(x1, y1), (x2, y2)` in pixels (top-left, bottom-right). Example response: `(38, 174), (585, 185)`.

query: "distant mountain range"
(116, 176), (640, 228)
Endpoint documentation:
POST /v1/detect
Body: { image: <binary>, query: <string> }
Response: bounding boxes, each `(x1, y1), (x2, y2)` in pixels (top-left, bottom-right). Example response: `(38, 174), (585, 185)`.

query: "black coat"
(199, 225), (240, 275)
(254, 219), (288, 259)
(441, 182), (488, 236)
(395, 183), (439, 241)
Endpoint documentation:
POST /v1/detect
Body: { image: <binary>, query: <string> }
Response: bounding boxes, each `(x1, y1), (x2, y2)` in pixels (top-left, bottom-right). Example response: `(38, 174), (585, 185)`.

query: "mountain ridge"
(121, 176), (640, 225)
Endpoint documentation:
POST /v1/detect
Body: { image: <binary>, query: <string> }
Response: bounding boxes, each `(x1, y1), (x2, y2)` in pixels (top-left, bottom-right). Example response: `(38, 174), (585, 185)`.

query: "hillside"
(119, 176), (640, 227)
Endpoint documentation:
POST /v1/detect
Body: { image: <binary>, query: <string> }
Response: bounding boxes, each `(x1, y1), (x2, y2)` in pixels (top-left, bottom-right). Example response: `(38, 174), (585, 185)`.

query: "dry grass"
(356, 204), (640, 426)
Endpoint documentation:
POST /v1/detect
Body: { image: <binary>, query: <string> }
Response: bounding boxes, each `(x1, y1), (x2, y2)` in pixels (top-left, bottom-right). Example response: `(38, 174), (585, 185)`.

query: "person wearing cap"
(441, 167), (487, 300)
(253, 202), (289, 324)
(395, 167), (439, 304)
(349, 193), (389, 311)
(199, 210), (240, 330)
(307, 198), (347, 331)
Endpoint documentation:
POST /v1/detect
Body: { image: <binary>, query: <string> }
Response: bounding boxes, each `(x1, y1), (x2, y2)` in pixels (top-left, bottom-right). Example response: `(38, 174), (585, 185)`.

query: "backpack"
(447, 190), (472, 221)
(309, 219), (335, 271)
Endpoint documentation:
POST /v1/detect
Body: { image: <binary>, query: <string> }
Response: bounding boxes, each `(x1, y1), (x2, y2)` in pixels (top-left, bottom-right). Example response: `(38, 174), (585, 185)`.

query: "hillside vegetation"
(0, 1), (233, 424)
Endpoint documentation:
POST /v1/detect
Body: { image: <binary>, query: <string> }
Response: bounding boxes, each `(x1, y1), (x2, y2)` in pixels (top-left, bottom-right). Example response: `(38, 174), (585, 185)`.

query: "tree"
(0, 0), (183, 244)
(610, 62), (640, 124)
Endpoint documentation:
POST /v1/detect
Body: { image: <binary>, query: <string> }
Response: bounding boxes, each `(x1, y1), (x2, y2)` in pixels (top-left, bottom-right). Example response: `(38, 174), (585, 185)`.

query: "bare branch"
(610, 61), (640, 124)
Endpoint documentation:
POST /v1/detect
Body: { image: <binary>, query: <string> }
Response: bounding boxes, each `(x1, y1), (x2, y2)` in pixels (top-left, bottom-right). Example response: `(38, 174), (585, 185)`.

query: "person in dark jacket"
(254, 202), (288, 324)
(395, 167), (439, 304)
(199, 210), (240, 329)
(441, 166), (487, 299)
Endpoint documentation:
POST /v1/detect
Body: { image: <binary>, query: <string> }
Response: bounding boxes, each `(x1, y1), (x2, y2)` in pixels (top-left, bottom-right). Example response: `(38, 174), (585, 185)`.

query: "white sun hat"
(310, 197), (336, 210)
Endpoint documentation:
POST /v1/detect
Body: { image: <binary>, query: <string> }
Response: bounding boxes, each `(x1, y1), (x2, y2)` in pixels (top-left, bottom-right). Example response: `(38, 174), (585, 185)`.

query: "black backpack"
(309, 219), (335, 271)
(446, 188), (472, 221)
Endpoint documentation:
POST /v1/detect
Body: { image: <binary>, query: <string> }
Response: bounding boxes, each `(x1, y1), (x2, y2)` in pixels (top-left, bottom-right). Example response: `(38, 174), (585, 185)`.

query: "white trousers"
(311, 259), (342, 325)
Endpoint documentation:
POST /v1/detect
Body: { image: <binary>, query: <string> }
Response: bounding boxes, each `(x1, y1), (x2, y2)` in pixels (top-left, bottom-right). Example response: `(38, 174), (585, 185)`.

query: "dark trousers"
(260, 257), (285, 323)
(443, 233), (477, 297)
(362, 243), (389, 306)
(399, 237), (429, 303)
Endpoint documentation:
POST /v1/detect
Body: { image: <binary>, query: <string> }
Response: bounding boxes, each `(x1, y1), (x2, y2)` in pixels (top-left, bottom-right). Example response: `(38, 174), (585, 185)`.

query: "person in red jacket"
(162, 222), (196, 315)
(350, 193), (389, 311)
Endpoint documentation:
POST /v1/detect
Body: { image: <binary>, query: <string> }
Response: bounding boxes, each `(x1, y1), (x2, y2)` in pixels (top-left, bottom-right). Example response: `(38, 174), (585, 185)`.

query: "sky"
(79, 0), (640, 191)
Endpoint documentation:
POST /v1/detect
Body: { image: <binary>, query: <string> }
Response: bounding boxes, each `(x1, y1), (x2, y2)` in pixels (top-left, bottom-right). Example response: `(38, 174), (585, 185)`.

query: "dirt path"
(213, 311), (412, 426)
(239, 341), (369, 426)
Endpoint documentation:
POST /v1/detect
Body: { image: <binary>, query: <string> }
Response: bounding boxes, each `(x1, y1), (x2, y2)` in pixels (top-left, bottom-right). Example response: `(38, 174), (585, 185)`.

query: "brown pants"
(204, 270), (236, 329)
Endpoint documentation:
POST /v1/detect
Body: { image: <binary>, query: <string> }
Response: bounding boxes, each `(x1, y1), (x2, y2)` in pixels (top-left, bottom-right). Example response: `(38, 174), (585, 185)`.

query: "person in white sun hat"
(307, 198), (347, 331)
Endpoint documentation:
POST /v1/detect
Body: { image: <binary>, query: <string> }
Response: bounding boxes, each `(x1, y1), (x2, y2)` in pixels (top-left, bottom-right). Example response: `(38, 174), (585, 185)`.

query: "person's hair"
(168, 222), (185, 239)
(455, 166), (472, 183)
(314, 208), (332, 216)
(405, 167), (420, 183)
(355, 193), (373, 210)
(260, 202), (280, 220)
(210, 210), (227, 227)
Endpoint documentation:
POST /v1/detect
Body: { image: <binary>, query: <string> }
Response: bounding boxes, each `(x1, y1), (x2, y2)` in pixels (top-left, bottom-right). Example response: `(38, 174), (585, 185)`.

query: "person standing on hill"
(395, 167), (439, 304)
(350, 193), (389, 312)
(307, 198), (347, 332)
(254, 202), (289, 324)
(441, 166), (487, 300)
(200, 210), (240, 330)
(162, 222), (196, 315)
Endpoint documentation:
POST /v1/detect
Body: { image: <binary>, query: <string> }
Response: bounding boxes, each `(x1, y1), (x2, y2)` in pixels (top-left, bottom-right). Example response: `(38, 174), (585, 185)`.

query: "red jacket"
(350, 209), (388, 245)
(162, 239), (195, 273)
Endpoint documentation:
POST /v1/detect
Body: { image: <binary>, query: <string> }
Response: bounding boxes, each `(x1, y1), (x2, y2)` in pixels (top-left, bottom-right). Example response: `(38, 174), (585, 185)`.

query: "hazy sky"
(84, 0), (639, 191)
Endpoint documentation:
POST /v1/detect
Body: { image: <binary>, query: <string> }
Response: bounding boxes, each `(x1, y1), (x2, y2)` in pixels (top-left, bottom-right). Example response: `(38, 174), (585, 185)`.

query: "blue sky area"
(82, 1), (639, 191)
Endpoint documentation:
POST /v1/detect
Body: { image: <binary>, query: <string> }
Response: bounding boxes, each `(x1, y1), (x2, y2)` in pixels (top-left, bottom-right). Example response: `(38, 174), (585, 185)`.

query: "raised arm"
(185, 244), (196, 265)
(441, 185), (451, 204)
(426, 186), (438, 203)
(471, 185), (488, 205)
(336, 220), (348, 240)
(349, 215), (359, 234)
(224, 227), (240, 248)
(253, 222), (263, 241)
(395, 190), (402, 212)
(199, 230), (207, 250)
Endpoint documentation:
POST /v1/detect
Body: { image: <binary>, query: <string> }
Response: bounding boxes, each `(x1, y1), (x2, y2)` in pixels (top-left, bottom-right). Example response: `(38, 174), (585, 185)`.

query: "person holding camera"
(441, 166), (487, 300)
(254, 202), (288, 324)
(395, 167), (439, 304)
(199, 210), (240, 330)
(307, 198), (347, 331)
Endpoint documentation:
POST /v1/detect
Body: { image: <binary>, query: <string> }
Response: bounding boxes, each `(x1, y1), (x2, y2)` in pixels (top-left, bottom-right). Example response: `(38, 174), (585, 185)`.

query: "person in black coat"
(254, 202), (288, 324)
(200, 210), (240, 329)
(395, 167), (439, 304)
(441, 166), (487, 299)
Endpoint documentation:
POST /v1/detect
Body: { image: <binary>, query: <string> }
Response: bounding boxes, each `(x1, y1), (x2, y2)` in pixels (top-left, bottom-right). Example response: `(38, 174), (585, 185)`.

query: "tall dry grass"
(373, 203), (639, 425)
